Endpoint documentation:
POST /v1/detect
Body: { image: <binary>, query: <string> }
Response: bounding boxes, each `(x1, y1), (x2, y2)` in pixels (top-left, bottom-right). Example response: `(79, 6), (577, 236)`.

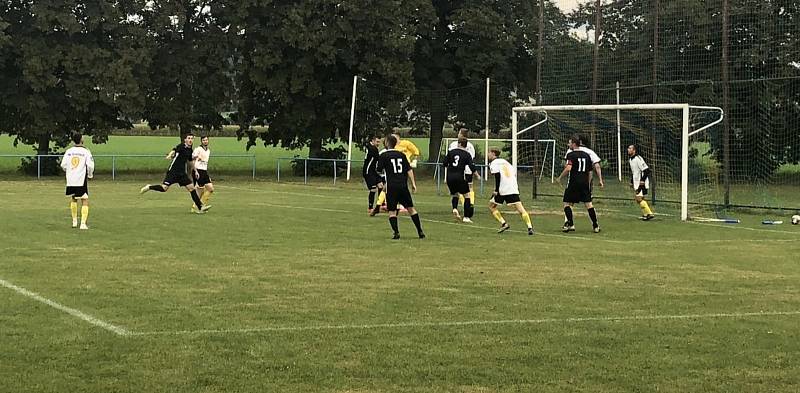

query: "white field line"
(688, 220), (800, 235)
(0, 278), (130, 336)
(131, 310), (800, 336)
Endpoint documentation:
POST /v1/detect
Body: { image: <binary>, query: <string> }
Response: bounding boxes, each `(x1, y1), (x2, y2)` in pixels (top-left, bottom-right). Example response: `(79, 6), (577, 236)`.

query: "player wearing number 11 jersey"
(375, 135), (425, 240)
(557, 135), (601, 233)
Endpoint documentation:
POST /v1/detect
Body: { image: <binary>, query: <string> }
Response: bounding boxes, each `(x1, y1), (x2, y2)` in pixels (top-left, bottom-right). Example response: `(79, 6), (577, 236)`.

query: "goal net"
(438, 137), (557, 183)
(512, 104), (725, 221)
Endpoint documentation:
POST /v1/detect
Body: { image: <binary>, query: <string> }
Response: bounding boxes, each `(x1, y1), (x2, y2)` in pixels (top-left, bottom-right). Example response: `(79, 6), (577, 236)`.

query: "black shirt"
(363, 144), (379, 176)
(168, 144), (193, 174)
(443, 148), (475, 181)
(376, 149), (411, 189)
(565, 150), (592, 185)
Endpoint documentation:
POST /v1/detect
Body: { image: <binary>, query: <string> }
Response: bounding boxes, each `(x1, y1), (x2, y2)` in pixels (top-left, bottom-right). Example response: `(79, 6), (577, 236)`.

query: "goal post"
(511, 104), (724, 221)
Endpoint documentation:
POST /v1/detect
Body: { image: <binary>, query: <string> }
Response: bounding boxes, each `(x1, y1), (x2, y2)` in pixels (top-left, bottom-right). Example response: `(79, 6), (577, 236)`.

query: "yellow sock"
(376, 191), (386, 205)
(80, 205), (89, 225)
(70, 201), (78, 222)
(201, 191), (212, 205)
(469, 190), (475, 202)
(458, 194), (465, 205)
(492, 210), (506, 224)
(639, 200), (653, 215)
(521, 211), (532, 229)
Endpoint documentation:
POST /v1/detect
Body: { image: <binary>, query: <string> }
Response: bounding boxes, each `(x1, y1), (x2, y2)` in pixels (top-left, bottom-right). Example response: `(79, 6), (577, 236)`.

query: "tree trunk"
(428, 108), (445, 163)
(37, 132), (50, 156)
(309, 138), (323, 158)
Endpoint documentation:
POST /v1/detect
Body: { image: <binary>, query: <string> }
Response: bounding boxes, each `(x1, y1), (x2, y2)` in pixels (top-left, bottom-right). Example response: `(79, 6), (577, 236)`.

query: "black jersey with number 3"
(566, 150), (592, 185)
(376, 150), (411, 188)
(443, 149), (475, 181)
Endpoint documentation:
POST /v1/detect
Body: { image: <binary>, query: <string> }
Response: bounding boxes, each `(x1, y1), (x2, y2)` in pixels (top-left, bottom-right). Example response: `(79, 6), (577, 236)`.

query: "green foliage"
(0, 0), (149, 156)
(225, 0), (428, 155)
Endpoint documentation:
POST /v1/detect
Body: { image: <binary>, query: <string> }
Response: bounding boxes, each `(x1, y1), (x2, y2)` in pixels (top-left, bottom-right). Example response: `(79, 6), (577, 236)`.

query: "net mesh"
(538, 0), (800, 215)
(514, 106), (724, 219)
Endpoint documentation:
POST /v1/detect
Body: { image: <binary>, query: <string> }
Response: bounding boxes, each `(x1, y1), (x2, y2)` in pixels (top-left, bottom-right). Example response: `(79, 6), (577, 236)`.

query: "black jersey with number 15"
(376, 150), (411, 188)
(566, 150), (592, 185)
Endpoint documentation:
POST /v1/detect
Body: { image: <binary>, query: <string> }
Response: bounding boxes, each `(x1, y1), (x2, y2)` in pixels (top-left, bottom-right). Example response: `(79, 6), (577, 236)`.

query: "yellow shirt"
(395, 139), (420, 162)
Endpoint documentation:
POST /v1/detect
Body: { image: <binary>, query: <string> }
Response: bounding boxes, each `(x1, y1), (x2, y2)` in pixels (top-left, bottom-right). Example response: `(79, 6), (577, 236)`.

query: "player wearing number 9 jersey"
(375, 135), (425, 240)
(60, 132), (94, 229)
(557, 135), (601, 233)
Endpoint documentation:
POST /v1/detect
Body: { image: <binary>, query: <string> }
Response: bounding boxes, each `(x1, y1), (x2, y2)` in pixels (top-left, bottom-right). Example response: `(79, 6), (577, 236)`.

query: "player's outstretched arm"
(408, 169), (417, 193)
(556, 163), (572, 183)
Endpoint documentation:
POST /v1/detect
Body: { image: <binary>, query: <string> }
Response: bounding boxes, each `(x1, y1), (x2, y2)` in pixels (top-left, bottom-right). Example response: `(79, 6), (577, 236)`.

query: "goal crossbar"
(511, 103), (724, 222)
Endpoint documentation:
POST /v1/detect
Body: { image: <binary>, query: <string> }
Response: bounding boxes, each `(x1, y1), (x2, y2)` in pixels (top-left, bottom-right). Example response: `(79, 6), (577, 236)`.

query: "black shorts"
(465, 173), (474, 183)
(386, 187), (414, 211)
(635, 185), (648, 196)
(364, 173), (382, 189)
(446, 178), (470, 196)
(194, 169), (212, 186)
(491, 194), (521, 205)
(563, 183), (592, 203)
(164, 171), (192, 187)
(65, 185), (88, 198)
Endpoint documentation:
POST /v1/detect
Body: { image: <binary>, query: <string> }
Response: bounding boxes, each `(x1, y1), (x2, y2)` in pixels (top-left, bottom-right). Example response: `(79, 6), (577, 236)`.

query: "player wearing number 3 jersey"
(375, 135), (425, 240)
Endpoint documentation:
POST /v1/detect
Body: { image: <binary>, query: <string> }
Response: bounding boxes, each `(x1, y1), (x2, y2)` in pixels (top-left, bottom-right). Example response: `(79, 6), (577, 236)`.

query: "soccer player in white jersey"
(60, 133), (94, 229)
(191, 135), (214, 211)
(487, 148), (534, 235)
(628, 144), (655, 220)
(447, 128), (478, 205)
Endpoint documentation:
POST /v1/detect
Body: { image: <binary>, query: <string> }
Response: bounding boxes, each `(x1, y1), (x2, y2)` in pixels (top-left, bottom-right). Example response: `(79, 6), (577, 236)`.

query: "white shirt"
(629, 155), (650, 189)
(60, 146), (94, 186)
(564, 146), (601, 165)
(448, 141), (476, 175)
(489, 158), (519, 196)
(193, 146), (210, 171)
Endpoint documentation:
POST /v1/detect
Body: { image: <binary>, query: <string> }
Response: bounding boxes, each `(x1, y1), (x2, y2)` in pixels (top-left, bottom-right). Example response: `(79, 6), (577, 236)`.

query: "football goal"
(511, 104), (724, 221)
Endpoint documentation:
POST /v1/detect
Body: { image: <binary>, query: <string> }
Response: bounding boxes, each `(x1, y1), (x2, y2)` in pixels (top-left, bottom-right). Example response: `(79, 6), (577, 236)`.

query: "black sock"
(149, 185), (166, 192)
(464, 198), (473, 218)
(389, 216), (399, 233)
(588, 208), (598, 227)
(451, 197), (459, 209)
(410, 213), (423, 234)
(190, 190), (203, 209)
(368, 191), (375, 209)
(564, 206), (574, 226)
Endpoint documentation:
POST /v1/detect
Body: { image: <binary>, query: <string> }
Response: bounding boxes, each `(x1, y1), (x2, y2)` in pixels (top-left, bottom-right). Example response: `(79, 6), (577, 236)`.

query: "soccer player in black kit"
(140, 133), (211, 213)
(375, 135), (425, 240)
(556, 135), (601, 233)
(443, 137), (476, 222)
(363, 135), (383, 212)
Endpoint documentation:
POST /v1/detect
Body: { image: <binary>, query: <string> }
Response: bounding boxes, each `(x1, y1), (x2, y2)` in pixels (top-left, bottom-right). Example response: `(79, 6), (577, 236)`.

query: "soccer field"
(1, 179), (799, 392)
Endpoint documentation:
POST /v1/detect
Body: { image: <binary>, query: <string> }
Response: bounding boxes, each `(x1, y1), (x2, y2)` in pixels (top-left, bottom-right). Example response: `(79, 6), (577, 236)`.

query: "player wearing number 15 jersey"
(557, 135), (601, 233)
(375, 135), (425, 240)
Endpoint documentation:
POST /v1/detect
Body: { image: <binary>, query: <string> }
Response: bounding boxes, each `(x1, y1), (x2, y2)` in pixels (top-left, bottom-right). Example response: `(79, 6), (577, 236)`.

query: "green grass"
(1, 179), (799, 392)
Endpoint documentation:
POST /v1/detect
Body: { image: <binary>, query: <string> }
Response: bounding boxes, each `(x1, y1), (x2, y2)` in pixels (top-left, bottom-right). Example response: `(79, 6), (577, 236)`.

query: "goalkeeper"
(392, 133), (421, 168)
(627, 144), (655, 221)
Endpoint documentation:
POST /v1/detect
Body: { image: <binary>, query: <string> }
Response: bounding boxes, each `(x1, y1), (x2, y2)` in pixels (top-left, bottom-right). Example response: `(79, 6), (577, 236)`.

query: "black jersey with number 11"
(565, 150), (592, 185)
(376, 150), (411, 188)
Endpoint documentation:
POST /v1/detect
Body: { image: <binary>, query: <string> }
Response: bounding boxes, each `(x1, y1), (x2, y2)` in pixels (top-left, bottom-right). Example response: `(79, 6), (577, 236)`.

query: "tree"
(0, 0), (148, 173)
(140, 0), (234, 135)
(412, 0), (548, 162)
(223, 0), (430, 158)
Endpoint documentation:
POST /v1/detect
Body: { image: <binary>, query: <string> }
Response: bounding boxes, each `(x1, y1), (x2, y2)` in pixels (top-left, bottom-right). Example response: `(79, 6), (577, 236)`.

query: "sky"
(553, 0), (583, 12)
